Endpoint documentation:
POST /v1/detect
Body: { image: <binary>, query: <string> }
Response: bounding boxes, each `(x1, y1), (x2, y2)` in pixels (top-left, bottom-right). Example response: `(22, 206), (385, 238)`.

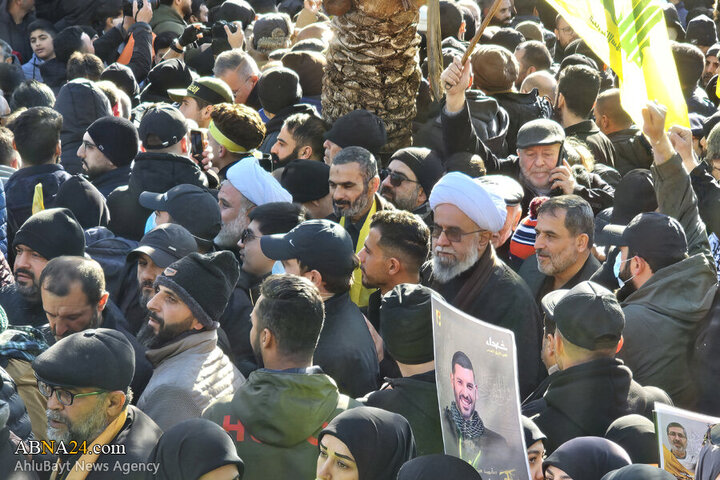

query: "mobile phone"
(189, 129), (206, 164)
(551, 144), (566, 196)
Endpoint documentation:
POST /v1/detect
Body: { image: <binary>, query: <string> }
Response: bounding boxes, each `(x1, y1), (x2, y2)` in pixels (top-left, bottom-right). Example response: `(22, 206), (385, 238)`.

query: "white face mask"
(613, 253), (635, 288)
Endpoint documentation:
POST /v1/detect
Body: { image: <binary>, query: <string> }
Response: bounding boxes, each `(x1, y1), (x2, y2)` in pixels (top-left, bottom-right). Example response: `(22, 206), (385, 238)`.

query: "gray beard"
(214, 214), (247, 248)
(431, 246), (480, 284)
(46, 404), (110, 445)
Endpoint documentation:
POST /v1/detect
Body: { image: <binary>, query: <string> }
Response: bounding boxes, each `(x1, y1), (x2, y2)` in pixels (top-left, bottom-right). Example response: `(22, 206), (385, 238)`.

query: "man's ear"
(576, 233), (590, 252)
(417, 187), (427, 205)
(369, 176), (381, 195)
(106, 391), (127, 416)
(387, 257), (401, 276)
(179, 136), (188, 154)
(306, 269), (324, 290)
(261, 327), (274, 350)
(298, 146), (313, 159)
(98, 291), (109, 312)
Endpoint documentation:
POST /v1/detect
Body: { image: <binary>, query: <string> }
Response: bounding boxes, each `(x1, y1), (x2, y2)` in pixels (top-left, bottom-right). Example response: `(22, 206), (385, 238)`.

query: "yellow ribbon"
(208, 121), (247, 154)
(340, 198), (377, 308)
(32, 183), (44, 215)
(49, 408), (128, 480)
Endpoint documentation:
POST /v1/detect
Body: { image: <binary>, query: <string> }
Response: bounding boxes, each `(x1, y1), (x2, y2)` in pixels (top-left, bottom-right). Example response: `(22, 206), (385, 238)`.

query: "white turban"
(226, 157), (292, 205)
(429, 172), (507, 232)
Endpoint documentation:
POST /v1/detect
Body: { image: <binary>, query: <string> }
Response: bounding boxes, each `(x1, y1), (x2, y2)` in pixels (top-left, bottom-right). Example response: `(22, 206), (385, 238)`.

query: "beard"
(536, 248), (579, 276)
(46, 402), (110, 445)
(380, 184), (420, 212)
(51, 309), (102, 341)
(333, 186), (372, 220)
(271, 146), (302, 168)
(14, 268), (41, 303)
(143, 311), (194, 349)
(432, 237), (481, 284)
(138, 282), (155, 309)
(250, 330), (264, 368)
(215, 212), (248, 249)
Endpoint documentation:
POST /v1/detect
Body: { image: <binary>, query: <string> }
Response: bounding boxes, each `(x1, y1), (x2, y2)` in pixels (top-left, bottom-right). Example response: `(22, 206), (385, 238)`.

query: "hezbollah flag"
(546, 0), (689, 129)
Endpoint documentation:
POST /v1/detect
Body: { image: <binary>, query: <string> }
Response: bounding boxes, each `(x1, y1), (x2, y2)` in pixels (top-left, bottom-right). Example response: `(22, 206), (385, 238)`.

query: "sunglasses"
(240, 228), (258, 244)
(430, 225), (485, 243)
(380, 168), (420, 188)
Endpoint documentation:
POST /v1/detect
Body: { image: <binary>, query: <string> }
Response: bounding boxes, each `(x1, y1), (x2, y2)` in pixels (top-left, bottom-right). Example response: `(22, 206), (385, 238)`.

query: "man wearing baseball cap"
(602, 102), (717, 410)
(261, 219), (379, 397)
(32, 329), (162, 476)
(137, 251), (244, 430)
(168, 77), (234, 128)
(139, 184), (222, 252)
(523, 281), (671, 453)
(440, 57), (614, 215)
(78, 116), (139, 198)
(107, 104), (208, 241)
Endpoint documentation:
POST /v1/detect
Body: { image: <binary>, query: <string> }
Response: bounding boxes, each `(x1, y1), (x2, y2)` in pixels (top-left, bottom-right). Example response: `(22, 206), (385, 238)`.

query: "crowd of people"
(0, 0), (718, 478)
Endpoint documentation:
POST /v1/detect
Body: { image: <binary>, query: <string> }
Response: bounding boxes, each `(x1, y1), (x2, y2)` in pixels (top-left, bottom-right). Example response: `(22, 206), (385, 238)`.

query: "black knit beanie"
(55, 175), (110, 230)
(13, 208), (86, 260)
(87, 116), (139, 167)
(380, 284), (436, 365)
(154, 251), (240, 329)
(389, 147), (445, 197)
(323, 109), (387, 155)
(257, 67), (302, 115)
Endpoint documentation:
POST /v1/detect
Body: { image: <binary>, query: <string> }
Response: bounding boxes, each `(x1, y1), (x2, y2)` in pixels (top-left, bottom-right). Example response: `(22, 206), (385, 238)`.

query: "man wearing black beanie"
(136, 251), (245, 430)
(361, 284), (443, 457)
(0, 208), (85, 328)
(79, 116), (139, 198)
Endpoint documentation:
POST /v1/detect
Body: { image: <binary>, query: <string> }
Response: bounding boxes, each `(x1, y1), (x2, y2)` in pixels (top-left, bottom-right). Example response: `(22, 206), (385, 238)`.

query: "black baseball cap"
(139, 184), (222, 243)
(603, 212), (688, 262)
(127, 223), (198, 269)
(610, 169), (657, 225)
(280, 160), (330, 203)
(260, 219), (356, 276)
(138, 103), (188, 149)
(544, 281), (625, 350)
(516, 119), (565, 149)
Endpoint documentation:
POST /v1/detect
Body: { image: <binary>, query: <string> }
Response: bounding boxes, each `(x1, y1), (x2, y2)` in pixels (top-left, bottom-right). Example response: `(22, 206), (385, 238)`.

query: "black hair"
(248, 201), (306, 235)
(536, 194), (595, 245)
(9, 107), (62, 165)
(255, 274), (325, 361)
(439, 1), (463, 40)
(283, 113), (328, 158)
(516, 40), (552, 72)
(369, 210), (430, 273)
(666, 422), (687, 436)
(39, 256), (106, 306)
(451, 351), (474, 374)
(54, 26), (85, 64)
(558, 64), (601, 118)
(10, 80), (55, 110)
(0, 127), (15, 167)
(28, 19), (57, 37)
(298, 255), (359, 295)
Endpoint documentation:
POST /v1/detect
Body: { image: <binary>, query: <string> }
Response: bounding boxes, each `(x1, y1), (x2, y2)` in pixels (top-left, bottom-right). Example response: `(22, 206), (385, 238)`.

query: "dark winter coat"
(91, 165), (131, 199)
(491, 89), (553, 153)
(0, 0), (35, 63)
(565, 120), (617, 168)
(0, 366), (32, 441)
(519, 254), (601, 305)
(607, 127), (653, 176)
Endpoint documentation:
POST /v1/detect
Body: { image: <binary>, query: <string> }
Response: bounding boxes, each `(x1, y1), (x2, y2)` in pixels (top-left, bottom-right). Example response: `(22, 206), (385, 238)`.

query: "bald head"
(594, 88), (633, 135)
(520, 70), (557, 103)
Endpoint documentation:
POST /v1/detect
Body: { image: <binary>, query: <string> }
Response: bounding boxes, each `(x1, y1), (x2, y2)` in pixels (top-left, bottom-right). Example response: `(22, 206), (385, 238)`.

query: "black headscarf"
(397, 454), (482, 480)
(601, 464), (675, 480)
(318, 406), (416, 480)
(696, 443), (720, 480)
(149, 418), (244, 480)
(543, 437), (631, 480)
(604, 414), (659, 464)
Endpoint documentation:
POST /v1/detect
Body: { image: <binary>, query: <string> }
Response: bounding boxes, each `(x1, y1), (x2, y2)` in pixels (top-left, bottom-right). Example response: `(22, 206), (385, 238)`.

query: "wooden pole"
(426, 0), (443, 101)
(461, 0), (505, 64)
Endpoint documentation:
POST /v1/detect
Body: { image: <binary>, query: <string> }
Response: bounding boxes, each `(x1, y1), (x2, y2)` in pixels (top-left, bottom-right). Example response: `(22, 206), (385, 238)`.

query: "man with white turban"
(423, 172), (543, 397)
(215, 157), (293, 249)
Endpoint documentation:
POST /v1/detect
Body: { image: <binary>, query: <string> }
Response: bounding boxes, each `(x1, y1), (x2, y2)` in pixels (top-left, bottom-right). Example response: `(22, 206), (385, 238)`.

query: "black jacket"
(93, 22), (153, 85)
(607, 127), (653, 176)
(92, 165), (131, 199)
(0, 0), (34, 63)
(315, 292), (379, 398)
(362, 371), (443, 456)
(107, 151), (208, 241)
(415, 90), (510, 158)
(442, 101), (615, 215)
(693, 289), (720, 416)
(491, 89), (553, 153)
(258, 103), (319, 155)
(522, 357), (672, 454)
(56, 406), (162, 480)
(38, 57), (66, 94)
(687, 87), (717, 117)
(424, 254), (544, 399)
(0, 366), (32, 441)
(0, 285), (46, 328)
(565, 120), (617, 168)
(519, 254), (601, 305)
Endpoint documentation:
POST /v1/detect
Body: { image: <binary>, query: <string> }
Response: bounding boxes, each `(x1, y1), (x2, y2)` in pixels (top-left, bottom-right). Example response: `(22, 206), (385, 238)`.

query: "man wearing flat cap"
(0, 208), (85, 328)
(603, 103), (717, 410)
(523, 281), (671, 453)
(32, 328), (162, 478)
(423, 171), (542, 397)
(137, 251), (244, 430)
(379, 147), (444, 225)
(441, 58), (614, 215)
(361, 284), (443, 456)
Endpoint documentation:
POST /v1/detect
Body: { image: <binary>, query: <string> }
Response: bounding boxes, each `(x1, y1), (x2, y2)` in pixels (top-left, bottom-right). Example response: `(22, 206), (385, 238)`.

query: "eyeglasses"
(431, 225), (485, 243)
(240, 228), (258, 244)
(380, 168), (419, 188)
(81, 140), (98, 151)
(37, 380), (105, 406)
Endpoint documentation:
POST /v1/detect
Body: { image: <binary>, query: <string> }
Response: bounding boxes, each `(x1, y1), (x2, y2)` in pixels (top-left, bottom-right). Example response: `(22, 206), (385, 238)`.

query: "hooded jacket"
(91, 165), (131, 199)
(21, 53), (44, 82)
(523, 357), (672, 454)
(619, 153), (717, 409)
(607, 127), (653, 176)
(415, 90), (510, 158)
(54, 79), (113, 175)
(491, 89), (553, 153)
(38, 57), (66, 94)
(107, 151), (208, 241)
(202, 369), (360, 480)
(137, 330), (244, 431)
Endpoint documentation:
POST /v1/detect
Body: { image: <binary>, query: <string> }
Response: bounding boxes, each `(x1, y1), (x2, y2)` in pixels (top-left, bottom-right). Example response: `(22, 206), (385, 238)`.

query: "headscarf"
(543, 437), (631, 480)
(318, 406), (416, 480)
(696, 442), (720, 480)
(604, 414), (659, 464)
(522, 416), (547, 449)
(601, 464), (675, 480)
(149, 418), (244, 480)
(397, 454), (482, 480)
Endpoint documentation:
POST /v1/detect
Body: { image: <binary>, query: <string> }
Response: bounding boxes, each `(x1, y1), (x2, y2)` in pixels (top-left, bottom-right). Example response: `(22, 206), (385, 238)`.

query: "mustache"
(14, 268), (34, 278)
(47, 410), (66, 424)
(141, 281), (154, 289)
(148, 311), (164, 327)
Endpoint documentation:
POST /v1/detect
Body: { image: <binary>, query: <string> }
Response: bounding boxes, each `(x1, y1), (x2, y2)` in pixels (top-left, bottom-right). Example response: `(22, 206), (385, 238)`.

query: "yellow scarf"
(340, 198), (377, 308)
(50, 408), (128, 480)
(662, 445), (694, 480)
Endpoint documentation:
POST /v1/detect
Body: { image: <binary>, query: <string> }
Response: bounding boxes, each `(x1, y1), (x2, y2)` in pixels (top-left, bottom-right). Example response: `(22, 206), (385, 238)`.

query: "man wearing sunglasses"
(424, 171), (542, 398)
(32, 328), (162, 477)
(379, 147), (444, 225)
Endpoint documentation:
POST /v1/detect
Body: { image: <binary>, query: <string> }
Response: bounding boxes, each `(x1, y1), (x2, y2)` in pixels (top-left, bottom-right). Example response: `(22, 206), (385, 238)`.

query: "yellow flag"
(31, 183), (44, 215)
(546, 0), (689, 129)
